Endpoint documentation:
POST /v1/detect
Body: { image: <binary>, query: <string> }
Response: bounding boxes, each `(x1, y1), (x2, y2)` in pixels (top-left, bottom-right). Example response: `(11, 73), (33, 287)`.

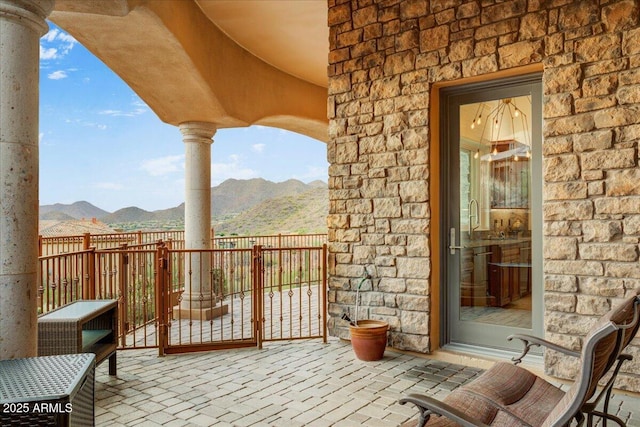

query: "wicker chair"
(399, 290), (640, 427)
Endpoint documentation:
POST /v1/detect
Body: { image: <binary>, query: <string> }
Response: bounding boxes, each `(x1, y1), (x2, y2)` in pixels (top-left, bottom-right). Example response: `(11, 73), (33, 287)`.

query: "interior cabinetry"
(460, 245), (494, 307)
(488, 242), (531, 307)
(490, 149), (529, 209)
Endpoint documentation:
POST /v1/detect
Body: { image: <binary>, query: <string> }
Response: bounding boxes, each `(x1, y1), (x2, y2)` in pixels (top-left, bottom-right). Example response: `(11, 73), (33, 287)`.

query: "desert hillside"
(40, 178), (328, 235)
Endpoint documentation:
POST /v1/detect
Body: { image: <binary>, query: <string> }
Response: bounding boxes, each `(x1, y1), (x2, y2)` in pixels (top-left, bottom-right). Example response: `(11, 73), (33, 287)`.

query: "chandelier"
(474, 97), (531, 162)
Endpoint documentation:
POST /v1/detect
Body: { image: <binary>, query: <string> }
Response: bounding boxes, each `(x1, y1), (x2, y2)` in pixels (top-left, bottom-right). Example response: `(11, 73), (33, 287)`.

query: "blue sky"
(38, 23), (328, 213)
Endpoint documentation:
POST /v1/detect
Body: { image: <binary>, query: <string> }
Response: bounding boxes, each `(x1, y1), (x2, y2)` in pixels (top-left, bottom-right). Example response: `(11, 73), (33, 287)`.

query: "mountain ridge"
(40, 200), (110, 220)
(40, 178), (328, 235)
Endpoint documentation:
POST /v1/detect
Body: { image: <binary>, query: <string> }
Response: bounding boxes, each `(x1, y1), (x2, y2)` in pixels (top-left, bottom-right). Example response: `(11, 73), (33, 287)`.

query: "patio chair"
(399, 290), (640, 427)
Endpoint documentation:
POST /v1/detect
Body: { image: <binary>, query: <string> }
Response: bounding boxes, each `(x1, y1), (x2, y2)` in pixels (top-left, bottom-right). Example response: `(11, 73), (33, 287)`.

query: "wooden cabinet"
(38, 300), (118, 375)
(491, 156), (529, 209)
(488, 262), (515, 307)
(460, 245), (494, 307)
(487, 241), (531, 307)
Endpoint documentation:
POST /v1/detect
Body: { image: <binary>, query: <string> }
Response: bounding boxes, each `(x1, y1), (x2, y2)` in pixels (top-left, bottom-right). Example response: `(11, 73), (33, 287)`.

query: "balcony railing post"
(322, 243), (328, 343)
(87, 247), (96, 300)
(254, 245), (263, 349)
(119, 244), (128, 347)
(156, 243), (169, 356)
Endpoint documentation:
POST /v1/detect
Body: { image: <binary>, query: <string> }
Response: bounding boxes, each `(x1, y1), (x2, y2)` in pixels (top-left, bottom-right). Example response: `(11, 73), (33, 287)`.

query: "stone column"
(0, 0), (54, 359)
(178, 122), (221, 319)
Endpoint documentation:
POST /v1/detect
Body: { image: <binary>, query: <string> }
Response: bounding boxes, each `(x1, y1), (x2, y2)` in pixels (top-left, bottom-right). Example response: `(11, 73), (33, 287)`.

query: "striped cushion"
(505, 377), (565, 425)
(444, 389), (499, 424)
(464, 362), (538, 406)
(465, 363), (564, 426)
(402, 363), (564, 427)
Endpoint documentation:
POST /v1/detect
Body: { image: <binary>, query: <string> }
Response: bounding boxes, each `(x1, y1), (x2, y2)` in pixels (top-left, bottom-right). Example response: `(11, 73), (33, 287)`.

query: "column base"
(172, 304), (229, 321)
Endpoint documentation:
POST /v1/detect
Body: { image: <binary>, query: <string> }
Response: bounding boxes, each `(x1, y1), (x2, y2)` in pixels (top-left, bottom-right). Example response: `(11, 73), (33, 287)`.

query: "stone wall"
(327, 0), (640, 391)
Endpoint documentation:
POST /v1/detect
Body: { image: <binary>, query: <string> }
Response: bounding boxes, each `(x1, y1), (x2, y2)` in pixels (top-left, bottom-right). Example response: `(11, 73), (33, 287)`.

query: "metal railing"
(39, 231), (185, 256)
(37, 232), (327, 353)
(38, 249), (94, 314)
(39, 230), (327, 254)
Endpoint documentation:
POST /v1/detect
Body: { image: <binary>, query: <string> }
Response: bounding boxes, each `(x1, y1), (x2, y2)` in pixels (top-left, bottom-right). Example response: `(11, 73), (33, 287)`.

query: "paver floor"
(95, 337), (640, 427)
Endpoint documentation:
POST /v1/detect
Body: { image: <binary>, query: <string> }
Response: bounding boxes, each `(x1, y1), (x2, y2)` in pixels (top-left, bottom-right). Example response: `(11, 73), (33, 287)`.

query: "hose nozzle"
(341, 312), (356, 326)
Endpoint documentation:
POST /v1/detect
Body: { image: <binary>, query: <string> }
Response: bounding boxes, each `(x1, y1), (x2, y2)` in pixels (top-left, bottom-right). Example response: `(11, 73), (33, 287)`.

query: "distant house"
(39, 218), (117, 238)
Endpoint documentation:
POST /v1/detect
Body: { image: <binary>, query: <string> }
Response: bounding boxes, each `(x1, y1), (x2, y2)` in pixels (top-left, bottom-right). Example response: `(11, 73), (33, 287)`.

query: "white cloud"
(93, 182), (123, 190)
(42, 28), (60, 43)
(57, 32), (76, 44)
(48, 70), (68, 80)
(132, 98), (147, 108)
(40, 46), (58, 60)
(252, 143), (266, 153)
(140, 155), (185, 176)
(293, 165), (328, 182)
(212, 154), (259, 185)
(99, 109), (124, 116)
(99, 97), (149, 117)
(40, 27), (77, 61)
(98, 109), (145, 117)
(63, 117), (108, 130)
(140, 154), (259, 184)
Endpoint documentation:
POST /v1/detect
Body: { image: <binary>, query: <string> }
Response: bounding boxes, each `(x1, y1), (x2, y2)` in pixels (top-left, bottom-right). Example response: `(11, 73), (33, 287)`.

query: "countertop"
(461, 237), (531, 249)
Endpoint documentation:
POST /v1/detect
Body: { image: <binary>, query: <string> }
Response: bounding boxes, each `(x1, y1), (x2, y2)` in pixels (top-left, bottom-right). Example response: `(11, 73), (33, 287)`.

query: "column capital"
(0, 0), (54, 35)
(179, 121), (217, 143)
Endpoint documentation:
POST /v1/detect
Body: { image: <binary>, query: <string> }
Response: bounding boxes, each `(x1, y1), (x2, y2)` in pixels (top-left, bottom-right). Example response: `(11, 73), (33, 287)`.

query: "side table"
(0, 353), (95, 426)
(38, 300), (117, 375)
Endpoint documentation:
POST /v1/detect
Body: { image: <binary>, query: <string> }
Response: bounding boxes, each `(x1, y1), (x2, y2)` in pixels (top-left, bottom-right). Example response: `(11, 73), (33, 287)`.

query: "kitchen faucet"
(468, 198), (479, 239)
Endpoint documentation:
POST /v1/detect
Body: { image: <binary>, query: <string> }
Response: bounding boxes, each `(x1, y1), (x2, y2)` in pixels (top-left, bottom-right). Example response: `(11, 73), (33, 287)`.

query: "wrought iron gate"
(157, 245), (327, 355)
(38, 238), (327, 355)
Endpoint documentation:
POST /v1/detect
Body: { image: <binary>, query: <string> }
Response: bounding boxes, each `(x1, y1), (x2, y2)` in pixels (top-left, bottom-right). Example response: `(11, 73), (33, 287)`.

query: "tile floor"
(95, 337), (640, 427)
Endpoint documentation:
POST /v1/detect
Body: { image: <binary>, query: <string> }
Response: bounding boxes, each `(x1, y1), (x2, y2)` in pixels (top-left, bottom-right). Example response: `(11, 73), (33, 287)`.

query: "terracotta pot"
(349, 320), (389, 361)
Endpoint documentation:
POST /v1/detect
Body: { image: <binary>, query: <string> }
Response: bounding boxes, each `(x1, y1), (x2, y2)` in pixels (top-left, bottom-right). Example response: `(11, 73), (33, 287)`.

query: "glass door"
(442, 77), (543, 352)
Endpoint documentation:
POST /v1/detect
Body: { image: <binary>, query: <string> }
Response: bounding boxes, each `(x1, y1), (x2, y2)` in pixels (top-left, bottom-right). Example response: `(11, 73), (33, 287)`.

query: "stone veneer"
(327, 0), (640, 391)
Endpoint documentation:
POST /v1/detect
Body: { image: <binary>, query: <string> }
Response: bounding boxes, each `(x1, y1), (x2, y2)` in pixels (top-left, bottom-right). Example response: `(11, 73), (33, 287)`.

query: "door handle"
(449, 228), (464, 254)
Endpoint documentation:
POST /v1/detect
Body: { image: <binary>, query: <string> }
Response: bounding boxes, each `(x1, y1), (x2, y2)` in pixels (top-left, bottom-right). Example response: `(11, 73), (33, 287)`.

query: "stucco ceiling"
(50, 0), (329, 141)
(195, 0), (328, 88)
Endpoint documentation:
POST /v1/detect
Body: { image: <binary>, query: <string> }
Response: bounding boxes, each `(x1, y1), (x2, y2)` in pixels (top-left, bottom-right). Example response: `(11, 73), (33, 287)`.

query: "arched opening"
(39, 23), (329, 236)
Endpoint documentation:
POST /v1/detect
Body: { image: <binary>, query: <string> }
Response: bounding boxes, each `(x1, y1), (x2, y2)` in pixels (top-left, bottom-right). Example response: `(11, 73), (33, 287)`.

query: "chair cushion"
(464, 362), (538, 405)
(465, 362), (565, 425)
(401, 363), (565, 427)
(401, 388), (526, 427)
(444, 389), (499, 424)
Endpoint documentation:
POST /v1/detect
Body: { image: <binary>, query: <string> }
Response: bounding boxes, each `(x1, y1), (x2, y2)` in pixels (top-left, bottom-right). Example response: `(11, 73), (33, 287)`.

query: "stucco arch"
(50, 0), (328, 140)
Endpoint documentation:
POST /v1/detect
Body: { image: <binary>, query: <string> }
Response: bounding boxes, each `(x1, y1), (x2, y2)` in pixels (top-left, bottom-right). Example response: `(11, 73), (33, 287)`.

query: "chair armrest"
(399, 393), (491, 427)
(508, 334), (580, 365)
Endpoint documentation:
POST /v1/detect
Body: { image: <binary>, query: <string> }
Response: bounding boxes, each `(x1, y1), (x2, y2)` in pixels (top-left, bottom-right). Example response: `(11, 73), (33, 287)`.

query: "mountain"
(214, 187), (328, 235)
(40, 201), (109, 220)
(39, 178), (328, 235)
(100, 205), (184, 223)
(40, 210), (76, 221)
(210, 178), (315, 216)
(307, 180), (327, 188)
(100, 207), (153, 223)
